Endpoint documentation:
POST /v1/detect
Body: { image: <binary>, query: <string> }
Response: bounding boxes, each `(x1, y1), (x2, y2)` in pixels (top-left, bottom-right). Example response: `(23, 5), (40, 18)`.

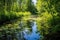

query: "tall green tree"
(27, 0), (38, 15)
(36, 0), (60, 39)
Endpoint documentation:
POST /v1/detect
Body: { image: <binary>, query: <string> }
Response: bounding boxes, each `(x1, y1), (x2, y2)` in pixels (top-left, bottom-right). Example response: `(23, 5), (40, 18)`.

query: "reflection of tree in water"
(23, 21), (40, 40)
(27, 20), (32, 28)
(27, 20), (35, 28)
(0, 30), (7, 40)
(0, 20), (41, 40)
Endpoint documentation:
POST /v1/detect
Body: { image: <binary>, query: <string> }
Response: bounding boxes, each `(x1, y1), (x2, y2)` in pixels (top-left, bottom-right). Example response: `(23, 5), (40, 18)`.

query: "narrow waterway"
(0, 20), (42, 40)
(16, 21), (41, 40)
(23, 21), (40, 40)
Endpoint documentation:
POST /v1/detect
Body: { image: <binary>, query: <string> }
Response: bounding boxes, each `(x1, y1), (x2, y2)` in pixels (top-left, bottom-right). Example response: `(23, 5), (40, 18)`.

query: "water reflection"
(23, 21), (40, 40)
(0, 21), (41, 40)
(16, 31), (24, 40)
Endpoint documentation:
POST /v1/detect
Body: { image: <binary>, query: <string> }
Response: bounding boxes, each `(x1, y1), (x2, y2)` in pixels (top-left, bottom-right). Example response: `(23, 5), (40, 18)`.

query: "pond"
(16, 20), (42, 40)
(0, 20), (42, 40)
(23, 21), (40, 40)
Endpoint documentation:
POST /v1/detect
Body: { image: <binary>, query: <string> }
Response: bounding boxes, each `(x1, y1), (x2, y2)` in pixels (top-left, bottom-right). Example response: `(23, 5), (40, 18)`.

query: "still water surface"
(21, 21), (41, 40)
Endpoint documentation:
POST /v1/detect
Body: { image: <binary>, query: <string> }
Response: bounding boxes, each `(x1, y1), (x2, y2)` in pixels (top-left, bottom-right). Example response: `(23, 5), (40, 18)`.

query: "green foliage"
(0, 0), (60, 40)
(36, 0), (60, 39)
(37, 12), (53, 35)
(0, 0), (32, 24)
(0, 11), (21, 24)
(27, 5), (38, 15)
(27, 0), (38, 15)
(37, 13), (60, 40)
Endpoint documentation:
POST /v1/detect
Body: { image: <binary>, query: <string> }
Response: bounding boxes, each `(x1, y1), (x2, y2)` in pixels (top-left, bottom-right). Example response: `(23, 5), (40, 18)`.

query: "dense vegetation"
(0, 0), (60, 40)
(37, 0), (60, 40)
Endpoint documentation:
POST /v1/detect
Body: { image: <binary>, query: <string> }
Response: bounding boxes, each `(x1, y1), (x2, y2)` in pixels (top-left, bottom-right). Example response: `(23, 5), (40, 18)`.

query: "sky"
(32, 0), (37, 5)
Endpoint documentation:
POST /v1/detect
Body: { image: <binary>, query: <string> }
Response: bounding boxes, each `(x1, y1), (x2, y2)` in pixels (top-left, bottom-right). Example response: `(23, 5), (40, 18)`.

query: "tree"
(27, 0), (38, 15)
(36, 0), (60, 40)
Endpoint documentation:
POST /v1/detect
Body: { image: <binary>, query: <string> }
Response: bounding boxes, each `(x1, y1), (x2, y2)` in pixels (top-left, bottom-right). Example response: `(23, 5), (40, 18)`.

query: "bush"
(37, 11), (60, 40)
(37, 12), (53, 35)
(0, 11), (22, 24)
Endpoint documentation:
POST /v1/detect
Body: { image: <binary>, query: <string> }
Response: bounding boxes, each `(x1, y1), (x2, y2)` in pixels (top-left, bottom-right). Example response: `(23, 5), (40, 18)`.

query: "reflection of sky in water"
(23, 22), (40, 40)
(32, 22), (37, 32)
